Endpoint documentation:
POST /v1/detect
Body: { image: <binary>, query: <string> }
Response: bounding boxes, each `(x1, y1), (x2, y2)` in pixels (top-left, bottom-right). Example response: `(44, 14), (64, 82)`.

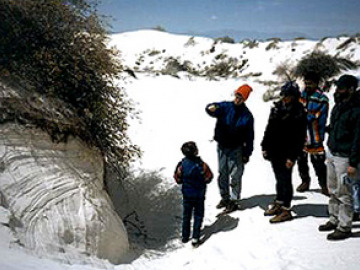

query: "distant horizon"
(107, 27), (358, 43)
(98, 0), (360, 42)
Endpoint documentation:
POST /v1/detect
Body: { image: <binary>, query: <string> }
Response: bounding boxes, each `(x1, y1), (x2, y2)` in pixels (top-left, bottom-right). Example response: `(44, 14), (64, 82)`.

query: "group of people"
(173, 73), (360, 246)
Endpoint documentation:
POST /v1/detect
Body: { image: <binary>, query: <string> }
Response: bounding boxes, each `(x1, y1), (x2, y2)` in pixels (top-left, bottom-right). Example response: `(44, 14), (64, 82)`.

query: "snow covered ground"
(1, 30), (360, 270)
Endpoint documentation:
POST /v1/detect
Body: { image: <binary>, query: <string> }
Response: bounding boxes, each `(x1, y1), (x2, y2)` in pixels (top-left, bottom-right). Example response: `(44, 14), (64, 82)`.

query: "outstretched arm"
(205, 102), (223, 117)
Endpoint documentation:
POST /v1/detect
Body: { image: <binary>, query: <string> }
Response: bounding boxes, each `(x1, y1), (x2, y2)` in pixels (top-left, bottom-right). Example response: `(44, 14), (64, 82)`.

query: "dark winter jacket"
(206, 101), (254, 157)
(261, 100), (307, 162)
(174, 156), (213, 199)
(300, 89), (329, 152)
(327, 91), (360, 168)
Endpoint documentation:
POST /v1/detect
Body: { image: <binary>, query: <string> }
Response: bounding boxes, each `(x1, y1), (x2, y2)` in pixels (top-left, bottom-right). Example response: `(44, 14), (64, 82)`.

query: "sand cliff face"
(0, 123), (129, 264)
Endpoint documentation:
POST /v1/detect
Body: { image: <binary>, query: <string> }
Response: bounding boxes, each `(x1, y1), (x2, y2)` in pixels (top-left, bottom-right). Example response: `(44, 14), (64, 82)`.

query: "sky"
(97, 0), (360, 41)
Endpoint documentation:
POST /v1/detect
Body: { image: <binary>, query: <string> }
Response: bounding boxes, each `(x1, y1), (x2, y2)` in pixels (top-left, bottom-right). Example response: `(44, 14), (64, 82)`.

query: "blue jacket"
(206, 101), (254, 157)
(174, 157), (213, 199)
(300, 89), (329, 152)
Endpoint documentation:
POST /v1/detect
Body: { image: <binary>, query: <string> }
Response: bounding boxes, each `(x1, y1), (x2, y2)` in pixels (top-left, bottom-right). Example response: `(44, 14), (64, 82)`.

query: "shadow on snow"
(240, 192), (329, 218)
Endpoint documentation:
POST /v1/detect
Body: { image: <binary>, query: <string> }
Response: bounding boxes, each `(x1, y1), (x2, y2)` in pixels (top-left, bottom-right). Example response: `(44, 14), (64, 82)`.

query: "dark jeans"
(182, 197), (204, 240)
(297, 151), (327, 187)
(271, 158), (294, 208)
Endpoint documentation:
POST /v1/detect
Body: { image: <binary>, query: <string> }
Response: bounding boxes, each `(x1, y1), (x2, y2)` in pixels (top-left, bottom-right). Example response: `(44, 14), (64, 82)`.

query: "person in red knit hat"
(205, 84), (254, 212)
(234, 84), (252, 102)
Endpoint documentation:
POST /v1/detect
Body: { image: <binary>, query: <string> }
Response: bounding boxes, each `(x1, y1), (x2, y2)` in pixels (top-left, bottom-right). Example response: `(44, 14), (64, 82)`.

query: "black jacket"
(327, 91), (360, 167)
(261, 100), (307, 162)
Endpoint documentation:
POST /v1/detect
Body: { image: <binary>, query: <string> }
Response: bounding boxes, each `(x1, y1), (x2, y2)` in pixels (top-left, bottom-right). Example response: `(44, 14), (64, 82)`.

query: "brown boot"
(264, 202), (282, 216)
(296, 182), (310, 192)
(321, 186), (330, 197)
(269, 208), (293, 223)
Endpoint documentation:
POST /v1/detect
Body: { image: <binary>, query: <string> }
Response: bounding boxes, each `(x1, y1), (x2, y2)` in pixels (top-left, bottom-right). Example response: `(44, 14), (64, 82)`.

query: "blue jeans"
(353, 181), (360, 213)
(217, 145), (244, 201)
(182, 197), (204, 240)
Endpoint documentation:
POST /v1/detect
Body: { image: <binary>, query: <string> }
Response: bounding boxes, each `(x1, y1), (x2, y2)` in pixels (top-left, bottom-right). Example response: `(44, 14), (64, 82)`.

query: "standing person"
(318, 74), (360, 240)
(296, 71), (330, 196)
(174, 141), (213, 247)
(205, 84), (254, 212)
(261, 81), (307, 223)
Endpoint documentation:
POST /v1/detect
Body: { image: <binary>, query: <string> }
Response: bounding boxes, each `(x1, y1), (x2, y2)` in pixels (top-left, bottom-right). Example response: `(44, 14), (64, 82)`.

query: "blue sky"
(97, 0), (360, 40)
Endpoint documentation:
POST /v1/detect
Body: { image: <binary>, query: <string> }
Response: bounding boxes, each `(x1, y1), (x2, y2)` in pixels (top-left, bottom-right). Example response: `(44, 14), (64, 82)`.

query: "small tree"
(242, 39), (259, 49)
(214, 36), (235, 44)
(266, 40), (280, 51)
(0, 0), (139, 173)
(270, 51), (359, 98)
(294, 51), (359, 81)
(273, 61), (296, 81)
(153, 25), (166, 32)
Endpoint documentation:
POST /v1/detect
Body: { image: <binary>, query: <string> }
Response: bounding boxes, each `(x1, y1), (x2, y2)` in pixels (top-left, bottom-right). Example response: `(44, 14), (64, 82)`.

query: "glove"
(207, 104), (217, 113)
(242, 156), (249, 164)
(285, 159), (294, 169)
(262, 151), (269, 160)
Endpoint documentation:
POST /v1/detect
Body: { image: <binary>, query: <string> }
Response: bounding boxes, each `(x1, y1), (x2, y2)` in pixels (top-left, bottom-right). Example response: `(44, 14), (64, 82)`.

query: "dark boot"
(191, 238), (200, 248)
(181, 237), (189, 243)
(225, 200), (238, 212)
(216, 199), (230, 209)
(318, 221), (337, 232)
(296, 182), (310, 192)
(320, 186), (330, 196)
(327, 229), (351, 241)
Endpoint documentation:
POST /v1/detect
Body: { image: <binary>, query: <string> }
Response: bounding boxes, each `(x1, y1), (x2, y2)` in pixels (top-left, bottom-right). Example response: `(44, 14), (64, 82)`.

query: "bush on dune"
(0, 0), (139, 173)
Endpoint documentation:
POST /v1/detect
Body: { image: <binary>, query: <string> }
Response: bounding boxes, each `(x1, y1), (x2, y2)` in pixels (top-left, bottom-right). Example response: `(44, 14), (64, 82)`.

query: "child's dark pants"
(182, 197), (204, 240)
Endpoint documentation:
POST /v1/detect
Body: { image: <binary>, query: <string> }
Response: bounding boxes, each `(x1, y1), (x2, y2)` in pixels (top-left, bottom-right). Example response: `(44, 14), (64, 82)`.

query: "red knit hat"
(234, 84), (252, 101)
